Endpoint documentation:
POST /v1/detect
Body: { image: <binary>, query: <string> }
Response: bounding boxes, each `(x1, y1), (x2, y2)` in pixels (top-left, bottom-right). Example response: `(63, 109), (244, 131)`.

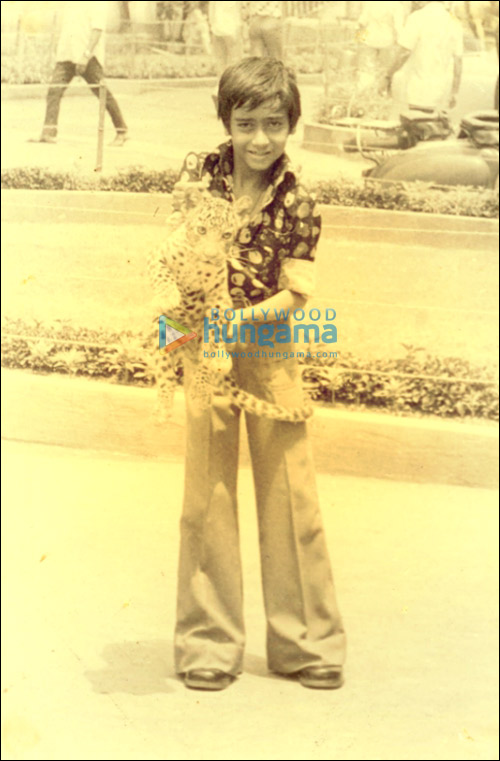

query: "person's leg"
(224, 33), (241, 68)
(211, 34), (226, 107)
(211, 34), (241, 107)
(41, 61), (74, 141)
(174, 350), (245, 677)
(260, 16), (284, 61)
(234, 348), (346, 675)
(248, 16), (267, 58)
(211, 34), (227, 76)
(82, 57), (128, 138)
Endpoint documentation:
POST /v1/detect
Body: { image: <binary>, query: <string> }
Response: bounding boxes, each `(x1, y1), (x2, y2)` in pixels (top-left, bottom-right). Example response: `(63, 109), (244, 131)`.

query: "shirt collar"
(209, 140), (298, 205)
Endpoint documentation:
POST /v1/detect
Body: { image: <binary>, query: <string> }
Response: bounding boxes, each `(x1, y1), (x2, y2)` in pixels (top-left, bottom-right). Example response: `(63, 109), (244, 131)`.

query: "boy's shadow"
(85, 640), (179, 695)
(85, 641), (279, 696)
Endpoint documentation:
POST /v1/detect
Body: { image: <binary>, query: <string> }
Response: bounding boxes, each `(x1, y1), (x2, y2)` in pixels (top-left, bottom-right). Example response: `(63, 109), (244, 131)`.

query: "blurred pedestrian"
(183, 1), (211, 55)
(356, 2), (406, 84)
(491, 1), (499, 109)
(385, 1), (463, 114)
(36, 1), (127, 146)
(241, 1), (284, 60)
(464, 0), (491, 48)
(209, 2), (242, 79)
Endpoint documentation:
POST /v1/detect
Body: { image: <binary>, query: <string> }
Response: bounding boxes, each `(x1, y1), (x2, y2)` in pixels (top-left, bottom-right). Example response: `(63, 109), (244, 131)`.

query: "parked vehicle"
(361, 109), (499, 189)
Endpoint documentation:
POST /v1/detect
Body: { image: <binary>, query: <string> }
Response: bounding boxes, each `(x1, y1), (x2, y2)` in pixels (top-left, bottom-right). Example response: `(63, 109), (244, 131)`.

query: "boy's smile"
(229, 100), (292, 177)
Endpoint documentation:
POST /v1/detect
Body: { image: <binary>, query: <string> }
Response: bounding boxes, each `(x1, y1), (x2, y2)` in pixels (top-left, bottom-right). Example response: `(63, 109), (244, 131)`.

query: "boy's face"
(228, 99), (292, 176)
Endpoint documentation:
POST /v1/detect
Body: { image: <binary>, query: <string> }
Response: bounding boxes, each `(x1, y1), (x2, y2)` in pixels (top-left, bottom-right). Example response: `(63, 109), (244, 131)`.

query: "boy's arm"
(237, 290), (307, 323)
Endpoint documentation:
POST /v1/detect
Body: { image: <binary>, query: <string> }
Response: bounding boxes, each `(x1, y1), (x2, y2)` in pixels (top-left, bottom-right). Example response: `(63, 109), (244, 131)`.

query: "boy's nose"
(251, 128), (270, 148)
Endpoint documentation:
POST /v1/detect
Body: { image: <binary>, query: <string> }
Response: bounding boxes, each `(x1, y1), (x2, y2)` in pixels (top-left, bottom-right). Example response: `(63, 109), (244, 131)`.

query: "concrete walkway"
(0, 81), (372, 180)
(2, 436), (498, 761)
(2, 369), (498, 490)
(2, 48), (497, 180)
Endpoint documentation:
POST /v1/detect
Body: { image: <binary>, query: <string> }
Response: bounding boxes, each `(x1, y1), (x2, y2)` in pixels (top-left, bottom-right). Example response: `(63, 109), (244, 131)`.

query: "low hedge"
(2, 166), (499, 218)
(1, 45), (321, 84)
(0, 166), (178, 193)
(2, 317), (498, 421)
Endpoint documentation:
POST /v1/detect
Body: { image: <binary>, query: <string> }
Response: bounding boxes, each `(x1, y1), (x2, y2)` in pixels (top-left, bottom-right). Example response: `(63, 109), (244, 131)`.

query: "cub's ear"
(182, 185), (211, 211)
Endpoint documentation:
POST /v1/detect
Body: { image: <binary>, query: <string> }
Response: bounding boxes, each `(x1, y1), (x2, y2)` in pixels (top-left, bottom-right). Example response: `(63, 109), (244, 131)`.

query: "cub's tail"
(225, 373), (314, 423)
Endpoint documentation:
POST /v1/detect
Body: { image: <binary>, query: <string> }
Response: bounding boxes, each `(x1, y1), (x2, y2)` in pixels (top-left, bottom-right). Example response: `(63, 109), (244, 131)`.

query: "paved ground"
(2, 369), (498, 490)
(0, 80), (372, 180)
(1, 50), (497, 179)
(1, 437), (498, 761)
(2, 190), (498, 362)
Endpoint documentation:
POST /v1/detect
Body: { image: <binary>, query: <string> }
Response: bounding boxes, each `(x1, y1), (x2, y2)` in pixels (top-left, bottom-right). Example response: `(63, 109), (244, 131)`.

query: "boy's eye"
(197, 226), (207, 235)
(222, 231), (232, 240)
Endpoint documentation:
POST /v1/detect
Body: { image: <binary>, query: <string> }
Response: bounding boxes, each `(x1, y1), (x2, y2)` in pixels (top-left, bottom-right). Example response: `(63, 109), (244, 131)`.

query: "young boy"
(170, 58), (346, 691)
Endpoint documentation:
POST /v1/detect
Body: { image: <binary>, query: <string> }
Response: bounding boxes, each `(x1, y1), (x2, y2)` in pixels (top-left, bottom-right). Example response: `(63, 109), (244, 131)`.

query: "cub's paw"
(152, 400), (174, 425)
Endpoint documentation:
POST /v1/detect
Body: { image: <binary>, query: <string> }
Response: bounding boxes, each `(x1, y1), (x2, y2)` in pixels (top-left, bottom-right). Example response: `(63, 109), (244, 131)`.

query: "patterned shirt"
(178, 141), (321, 306)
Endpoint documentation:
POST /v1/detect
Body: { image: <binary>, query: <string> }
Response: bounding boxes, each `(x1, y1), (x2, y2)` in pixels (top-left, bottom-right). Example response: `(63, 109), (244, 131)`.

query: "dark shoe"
(298, 666), (344, 690)
(109, 131), (128, 147)
(28, 135), (57, 144)
(184, 669), (234, 691)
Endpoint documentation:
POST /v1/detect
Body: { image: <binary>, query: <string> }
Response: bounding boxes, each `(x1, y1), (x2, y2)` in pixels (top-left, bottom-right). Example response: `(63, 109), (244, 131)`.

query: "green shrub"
(314, 85), (392, 123)
(2, 318), (498, 421)
(310, 178), (499, 218)
(1, 35), (54, 84)
(2, 166), (498, 218)
(1, 166), (178, 193)
(302, 343), (499, 420)
(1, 43), (321, 84)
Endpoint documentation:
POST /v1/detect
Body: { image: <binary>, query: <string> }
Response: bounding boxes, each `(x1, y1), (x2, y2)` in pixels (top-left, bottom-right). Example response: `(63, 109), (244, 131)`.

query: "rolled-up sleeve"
(278, 191), (321, 299)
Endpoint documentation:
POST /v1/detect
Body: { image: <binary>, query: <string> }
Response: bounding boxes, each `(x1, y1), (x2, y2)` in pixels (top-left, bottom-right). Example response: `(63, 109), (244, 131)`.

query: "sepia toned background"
(1, 2), (499, 759)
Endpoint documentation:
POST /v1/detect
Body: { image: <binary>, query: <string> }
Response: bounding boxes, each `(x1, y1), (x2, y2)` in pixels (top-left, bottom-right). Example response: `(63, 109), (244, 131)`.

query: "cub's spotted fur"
(147, 195), (313, 422)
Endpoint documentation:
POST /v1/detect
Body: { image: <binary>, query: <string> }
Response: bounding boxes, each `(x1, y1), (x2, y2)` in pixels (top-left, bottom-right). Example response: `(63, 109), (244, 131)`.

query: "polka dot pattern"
(177, 142), (322, 304)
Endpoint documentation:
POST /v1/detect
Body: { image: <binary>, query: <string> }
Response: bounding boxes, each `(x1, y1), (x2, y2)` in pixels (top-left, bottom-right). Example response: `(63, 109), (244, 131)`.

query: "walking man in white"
(38, 1), (127, 145)
(385, 1), (463, 114)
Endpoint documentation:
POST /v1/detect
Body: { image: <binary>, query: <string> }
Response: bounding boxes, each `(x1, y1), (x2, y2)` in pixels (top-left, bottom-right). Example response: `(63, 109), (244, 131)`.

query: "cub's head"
(184, 195), (251, 263)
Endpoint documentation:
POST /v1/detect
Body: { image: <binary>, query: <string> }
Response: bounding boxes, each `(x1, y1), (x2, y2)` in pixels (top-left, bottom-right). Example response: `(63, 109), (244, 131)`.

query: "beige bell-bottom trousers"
(174, 340), (346, 675)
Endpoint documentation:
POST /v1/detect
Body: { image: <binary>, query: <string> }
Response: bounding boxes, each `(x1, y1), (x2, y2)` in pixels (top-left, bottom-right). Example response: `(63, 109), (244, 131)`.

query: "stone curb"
(2, 188), (498, 248)
(1, 369), (498, 490)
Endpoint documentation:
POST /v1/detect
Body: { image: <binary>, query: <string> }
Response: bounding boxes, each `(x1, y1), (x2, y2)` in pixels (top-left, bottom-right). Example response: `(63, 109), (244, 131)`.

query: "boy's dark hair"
(218, 58), (301, 132)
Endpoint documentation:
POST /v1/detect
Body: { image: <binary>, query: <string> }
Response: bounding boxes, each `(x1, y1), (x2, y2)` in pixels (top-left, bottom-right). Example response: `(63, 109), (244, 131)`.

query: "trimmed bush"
(2, 318), (498, 421)
(311, 178), (500, 219)
(1, 166), (178, 193)
(2, 166), (499, 218)
(1, 45), (321, 84)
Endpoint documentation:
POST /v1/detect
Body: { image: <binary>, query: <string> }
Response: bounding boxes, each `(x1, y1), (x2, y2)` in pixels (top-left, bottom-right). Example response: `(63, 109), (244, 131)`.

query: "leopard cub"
(147, 194), (313, 423)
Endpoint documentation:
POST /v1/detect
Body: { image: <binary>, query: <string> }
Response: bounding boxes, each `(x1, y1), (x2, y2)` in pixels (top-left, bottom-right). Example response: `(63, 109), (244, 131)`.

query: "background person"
(385, 0), (463, 115)
(356, 1), (407, 86)
(37, 0), (128, 145)
(208, 1), (243, 106)
(241, 1), (284, 60)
